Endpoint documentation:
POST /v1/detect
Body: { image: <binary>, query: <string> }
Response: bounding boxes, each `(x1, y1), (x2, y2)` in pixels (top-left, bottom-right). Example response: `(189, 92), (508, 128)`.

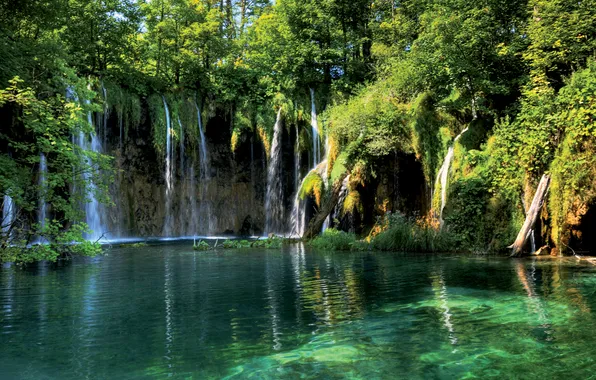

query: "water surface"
(2, 245), (596, 379)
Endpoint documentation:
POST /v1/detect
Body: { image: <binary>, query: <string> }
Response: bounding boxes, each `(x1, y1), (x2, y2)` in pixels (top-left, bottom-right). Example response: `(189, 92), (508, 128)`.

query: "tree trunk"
(303, 173), (348, 239)
(510, 174), (550, 257)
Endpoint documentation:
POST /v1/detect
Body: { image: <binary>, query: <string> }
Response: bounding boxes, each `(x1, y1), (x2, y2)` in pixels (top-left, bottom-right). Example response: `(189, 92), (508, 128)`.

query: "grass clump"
(221, 239), (252, 249)
(371, 213), (455, 253)
(252, 237), (283, 249)
(193, 240), (211, 251)
(310, 228), (357, 251)
(127, 242), (148, 248)
(299, 171), (324, 206)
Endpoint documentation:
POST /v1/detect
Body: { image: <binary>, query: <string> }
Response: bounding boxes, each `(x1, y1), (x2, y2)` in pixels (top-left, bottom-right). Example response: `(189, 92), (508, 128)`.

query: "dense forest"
(1, 0), (596, 262)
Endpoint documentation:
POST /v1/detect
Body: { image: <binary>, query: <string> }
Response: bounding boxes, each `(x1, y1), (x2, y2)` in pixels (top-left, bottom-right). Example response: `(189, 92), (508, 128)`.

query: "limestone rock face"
(102, 106), (267, 238)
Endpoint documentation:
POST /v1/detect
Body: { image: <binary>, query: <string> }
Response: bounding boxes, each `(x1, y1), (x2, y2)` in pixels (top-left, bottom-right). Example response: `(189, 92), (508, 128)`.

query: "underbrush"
(370, 213), (456, 252)
(310, 229), (358, 251)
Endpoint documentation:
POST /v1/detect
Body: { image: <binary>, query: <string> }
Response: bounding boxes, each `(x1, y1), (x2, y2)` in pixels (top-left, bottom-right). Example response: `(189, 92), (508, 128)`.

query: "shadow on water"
(2, 247), (596, 378)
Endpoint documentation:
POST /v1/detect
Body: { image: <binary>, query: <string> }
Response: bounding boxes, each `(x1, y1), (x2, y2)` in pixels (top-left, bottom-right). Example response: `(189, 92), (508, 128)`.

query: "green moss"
(342, 189), (363, 216)
(330, 151), (348, 185)
(148, 94), (167, 156)
(310, 228), (358, 251)
(547, 62), (596, 250)
(299, 171), (324, 206)
(410, 92), (459, 184)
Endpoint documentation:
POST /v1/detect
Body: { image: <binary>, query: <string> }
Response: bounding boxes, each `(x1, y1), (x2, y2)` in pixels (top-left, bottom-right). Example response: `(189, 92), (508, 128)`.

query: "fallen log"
(510, 174), (550, 257)
(303, 173), (348, 239)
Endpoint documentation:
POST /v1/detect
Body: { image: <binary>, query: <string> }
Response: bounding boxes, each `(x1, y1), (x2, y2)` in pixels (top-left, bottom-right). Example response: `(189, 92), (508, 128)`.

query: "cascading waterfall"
(294, 124), (301, 191)
(194, 100), (212, 235)
(176, 116), (188, 235)
(290, 125), (304, 238)
(101, 82), (109, 148)
(119, 113), (123, 151)
(178, 117), (185, 180)
(195, 100), (209, 176)
(310, 88), (320, 168)
(162, 96), (174, 236)
(434, 127), (469, 228)
(36, 153), (48, 242)
(291, 89), (327, 237)
(321, 136), (331, 232)
(290, 182), (307, 238)
(2, 195), (14, 237)
(328, 175), (350, 230)
(76, 103), (107, 240)
(265, 108), (285, 235)
(189, 158), (198, 236)
(290, 161), (328, 238)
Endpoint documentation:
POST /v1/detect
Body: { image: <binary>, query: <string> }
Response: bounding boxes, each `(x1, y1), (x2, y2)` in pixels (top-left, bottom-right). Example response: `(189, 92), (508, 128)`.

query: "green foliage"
(524, 0), (596, 90)
(0, 77), (110, 263)
(330, 151), (348, 185)
(310, 228), (357, 251)
(123, 242), (148, 248)
(251, 237), (283, 249)
(2, 0), (596, 258)
(0, 222), (102, 264)
(299, 171), (324, 206)
(371, 213), (456, 253)
(193, 240), (211, 251)
(410, 92), (457, 183)
(326, 82), (411, 166)
(221, 239), (252, 249)
(548, 62), (596, 247)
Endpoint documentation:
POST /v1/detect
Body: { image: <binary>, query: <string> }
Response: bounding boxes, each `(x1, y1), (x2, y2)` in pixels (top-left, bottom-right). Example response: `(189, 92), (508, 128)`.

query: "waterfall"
(310, 88), (320, 168)
(162, 96), (174, 236)
(189, 158), (198, 236)
(290, 89), (327, 237)
(290, 161), (328, 238)
(119, 114), (123, 151)
(434, 127), (468, 228)
(177, 117), (185, 180)
(194, 100), (212, 235)
(65, 86), (107, 240)
(37, 153), (48, 242)
(290, 125), (304, 238)
(265, 108), (284, 235)
(101, 82), (109, 148)
(290, 187), (307, 238)
(326, 175), (350, 231)
(195, 101), (209, 177)
(321, 136), (331, 233)
(2, 195), (14, 237)
(76, 105), (107, 240)
(294, 124), (300, 193)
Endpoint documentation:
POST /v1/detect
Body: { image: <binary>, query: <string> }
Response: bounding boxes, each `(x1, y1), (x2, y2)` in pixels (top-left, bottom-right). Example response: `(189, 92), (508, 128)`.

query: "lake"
(2, 244), (596, 379)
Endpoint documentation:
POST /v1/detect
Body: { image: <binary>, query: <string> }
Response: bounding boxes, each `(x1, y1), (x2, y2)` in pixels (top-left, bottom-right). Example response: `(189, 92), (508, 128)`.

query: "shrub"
(193, 240), (211, 251)
(371, 213), (455, 252)
(252, 237), (283, 249)
(310, 228), (357, 251)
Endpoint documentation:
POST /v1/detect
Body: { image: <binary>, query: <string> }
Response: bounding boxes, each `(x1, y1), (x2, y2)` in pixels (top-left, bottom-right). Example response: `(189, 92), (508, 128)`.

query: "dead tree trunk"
(510, 174), (551, 257)
(303, 173), (348, 239)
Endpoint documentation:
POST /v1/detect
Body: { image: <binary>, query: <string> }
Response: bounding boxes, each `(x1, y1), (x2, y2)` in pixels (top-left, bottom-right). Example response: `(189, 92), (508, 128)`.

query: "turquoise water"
(2, 245), (596, 379)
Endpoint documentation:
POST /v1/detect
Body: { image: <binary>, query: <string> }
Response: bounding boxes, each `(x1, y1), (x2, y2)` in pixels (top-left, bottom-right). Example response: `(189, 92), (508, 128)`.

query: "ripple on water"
(2, 247), (596, 378)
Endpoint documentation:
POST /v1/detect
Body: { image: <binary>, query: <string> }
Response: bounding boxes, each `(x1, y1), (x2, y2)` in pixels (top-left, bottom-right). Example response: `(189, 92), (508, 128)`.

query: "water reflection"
(2, 249), (596, 378)
(431, 269), (458, 347)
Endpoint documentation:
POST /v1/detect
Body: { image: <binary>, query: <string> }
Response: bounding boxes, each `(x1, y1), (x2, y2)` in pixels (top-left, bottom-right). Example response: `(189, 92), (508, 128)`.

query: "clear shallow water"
(2, 246), (596, 379)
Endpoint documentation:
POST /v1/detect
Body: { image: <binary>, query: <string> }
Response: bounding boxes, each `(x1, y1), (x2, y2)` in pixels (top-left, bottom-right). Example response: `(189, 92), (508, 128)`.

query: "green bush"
(310, 228), (357, 251)
(252, 237), (283, 249)
(221, 239), (252, 249)
(371, 213), (455, 253)
(193, 240), (211, 251)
